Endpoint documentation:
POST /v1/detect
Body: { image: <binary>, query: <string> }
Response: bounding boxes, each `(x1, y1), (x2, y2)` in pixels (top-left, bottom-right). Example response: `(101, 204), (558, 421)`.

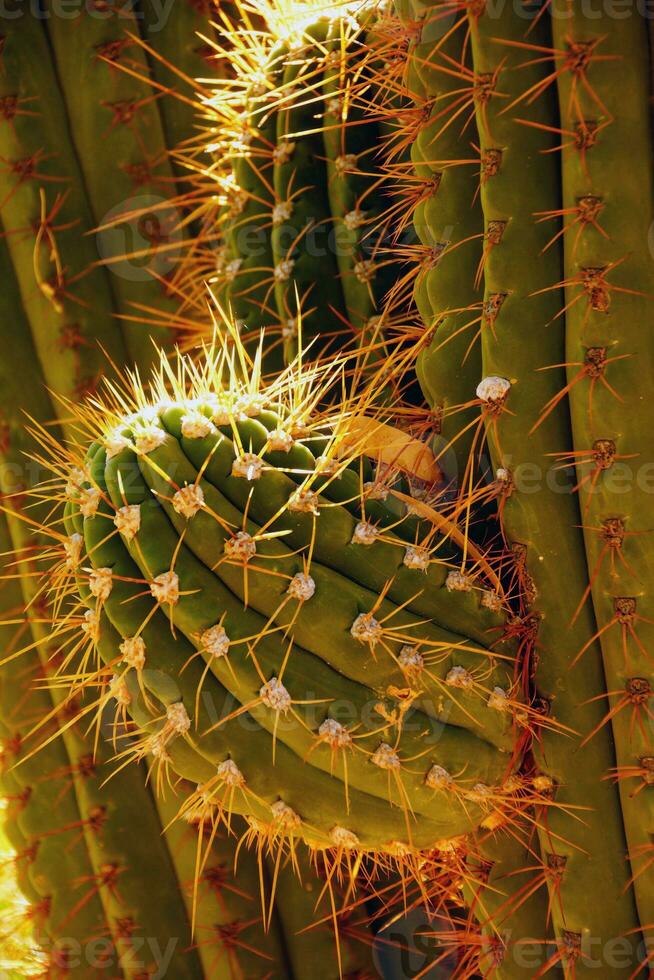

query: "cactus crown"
(23, 328), (551, 914)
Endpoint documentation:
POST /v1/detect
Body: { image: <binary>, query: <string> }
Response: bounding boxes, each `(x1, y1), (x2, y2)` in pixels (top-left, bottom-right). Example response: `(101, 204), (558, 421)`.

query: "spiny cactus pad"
(37, 341), (537, 865)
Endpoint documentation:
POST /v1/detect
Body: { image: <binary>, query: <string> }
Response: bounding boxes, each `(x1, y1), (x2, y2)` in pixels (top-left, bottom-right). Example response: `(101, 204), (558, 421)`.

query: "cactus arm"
(400, 2), (485, 484)
(135, 422), (514, 749)
(467, 3), (641, 970)
(0, 19), (127, 401)
(42, 7), (180, 369)
(136, 0), (214, 192)
(152, 787), (292, 979)
(212, 13), (405, 369)
(90, 455), (497, 845)
(551, 0), (654, 939)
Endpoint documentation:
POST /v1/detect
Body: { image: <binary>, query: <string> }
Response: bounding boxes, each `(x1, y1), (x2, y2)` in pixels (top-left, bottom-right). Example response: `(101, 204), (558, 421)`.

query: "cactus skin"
(137, 0), (216, 194)
(0, 224), (303, 977)
(0, 9), (205, 383)
(551, 0), (654, 948)
(391, 0), (654, 973)
(0, 516), (112, 978)
(212, 14), (400, 366)
(463, 825), (562, 979)
(399, 0), (485, 486)
(465, 5), (641, 972)
(151, 788), (293, 979)
(0, 17), (127, 403)
(38, 339), (530, 861)
(41, 5), (183, 370)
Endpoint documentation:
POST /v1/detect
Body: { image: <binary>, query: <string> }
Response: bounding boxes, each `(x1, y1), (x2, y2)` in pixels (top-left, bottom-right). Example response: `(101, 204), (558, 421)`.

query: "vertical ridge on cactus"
(465, 3), (641, 967)
(0, 17), (127, 403)
(372, 0), (654, 973)
(41, 5), (185, 368)
(389, 0), (486, 483)
(550, 0), (654, 943)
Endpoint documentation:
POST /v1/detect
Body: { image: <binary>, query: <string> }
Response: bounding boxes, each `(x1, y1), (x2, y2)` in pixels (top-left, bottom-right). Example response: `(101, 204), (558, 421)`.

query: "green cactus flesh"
(46, 345), (531, 858)
(0, 92), (335, 973)
(211, 13), (401, 367)
(0, 17), (127, 403)
(391, 0), (654, 973)
(40, 5), (186, 369)
(400, 0), (485, 484)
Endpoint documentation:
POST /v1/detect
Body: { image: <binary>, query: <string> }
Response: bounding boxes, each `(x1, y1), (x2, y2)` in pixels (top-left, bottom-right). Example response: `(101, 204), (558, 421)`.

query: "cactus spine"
(52, 344), (524, 855)
(389, 0), (654, 973)
(0, 11), (366, 975)
(209, 12), (402, 368)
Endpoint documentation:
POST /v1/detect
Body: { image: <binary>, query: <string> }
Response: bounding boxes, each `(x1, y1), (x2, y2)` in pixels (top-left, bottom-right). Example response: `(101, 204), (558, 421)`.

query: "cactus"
(7, 0), (654, 976)
(26, 327), (535, 924)
(0, 208), (302, 975)
(205, 10), (404, 370)
(0, 11), (376, 976)
(372, 0), (654, 974)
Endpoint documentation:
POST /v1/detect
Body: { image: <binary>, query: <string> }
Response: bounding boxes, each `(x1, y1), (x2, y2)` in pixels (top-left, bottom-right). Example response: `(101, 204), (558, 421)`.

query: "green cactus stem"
(0, 17), (126, 403)
(210, 13), (401, 368)
(42, 5), (183, 369)
(551, 0), (654, 947)
(463, 3), (641, 971)
(36, 340), (533, 864)
(386, 0), (649, 973)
